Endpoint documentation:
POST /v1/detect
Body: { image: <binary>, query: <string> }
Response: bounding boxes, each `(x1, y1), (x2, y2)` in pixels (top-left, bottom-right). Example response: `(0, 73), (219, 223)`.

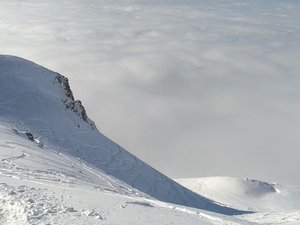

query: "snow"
(0, 177), (243, 225)
(0, 108), (247, 225)
(177, 177), (300, 224)
(177, 177), (300, 212)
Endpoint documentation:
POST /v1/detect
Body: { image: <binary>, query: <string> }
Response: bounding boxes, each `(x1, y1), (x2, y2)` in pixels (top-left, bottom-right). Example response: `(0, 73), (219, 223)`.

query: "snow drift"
(177, 177), (300, 212)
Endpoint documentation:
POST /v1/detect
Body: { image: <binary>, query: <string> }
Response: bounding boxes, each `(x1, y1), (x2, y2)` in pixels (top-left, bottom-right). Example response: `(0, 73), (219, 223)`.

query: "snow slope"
(1, 124), (252, 225)
(0, 55), (245, 215)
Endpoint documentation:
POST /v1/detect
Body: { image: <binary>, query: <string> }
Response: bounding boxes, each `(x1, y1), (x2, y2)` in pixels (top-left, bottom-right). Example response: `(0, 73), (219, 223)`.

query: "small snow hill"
(0, 55), (245, 215)
(177, 177), (300, 212)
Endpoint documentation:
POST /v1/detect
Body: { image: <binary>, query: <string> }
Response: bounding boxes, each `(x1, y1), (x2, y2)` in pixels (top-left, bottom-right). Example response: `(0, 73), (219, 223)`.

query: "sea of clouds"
(1, 0), (300, 185)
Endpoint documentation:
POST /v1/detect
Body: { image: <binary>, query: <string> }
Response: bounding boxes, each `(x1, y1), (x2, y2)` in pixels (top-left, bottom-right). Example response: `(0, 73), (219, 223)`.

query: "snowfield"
(0, 55), (299, 224)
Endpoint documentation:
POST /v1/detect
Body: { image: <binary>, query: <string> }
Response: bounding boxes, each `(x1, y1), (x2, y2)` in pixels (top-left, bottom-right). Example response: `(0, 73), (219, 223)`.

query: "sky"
(1, 0), (300, 185)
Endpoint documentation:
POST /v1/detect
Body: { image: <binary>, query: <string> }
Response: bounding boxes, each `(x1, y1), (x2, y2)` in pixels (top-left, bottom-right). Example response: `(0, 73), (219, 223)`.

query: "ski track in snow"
(0, 183), (70, 225)
(0, 182), (108, 225)
(0, 116), (252, 225)
(0, 134), (136, 197)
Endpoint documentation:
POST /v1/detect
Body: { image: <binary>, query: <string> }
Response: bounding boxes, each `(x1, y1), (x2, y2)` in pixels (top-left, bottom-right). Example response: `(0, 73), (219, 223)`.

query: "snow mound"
(178, 177), (277, 198)
(0, 55), (245, 215)
(177, 177), (300, 212)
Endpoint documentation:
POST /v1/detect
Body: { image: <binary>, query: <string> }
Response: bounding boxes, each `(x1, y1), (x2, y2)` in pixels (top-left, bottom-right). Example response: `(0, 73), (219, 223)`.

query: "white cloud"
(1, 0), (300, 185)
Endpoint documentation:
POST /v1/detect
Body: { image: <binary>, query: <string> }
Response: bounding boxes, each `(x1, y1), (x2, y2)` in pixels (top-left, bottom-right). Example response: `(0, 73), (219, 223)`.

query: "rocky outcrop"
(55, 74), (75, 101)
(26, 132), (34, 141)
(55, 74), (97, 130)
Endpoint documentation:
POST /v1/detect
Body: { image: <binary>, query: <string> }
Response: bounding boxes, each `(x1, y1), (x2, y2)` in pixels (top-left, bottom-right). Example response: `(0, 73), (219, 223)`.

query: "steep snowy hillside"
(0, 55), (244, 215)
(0, 125), (253, 225)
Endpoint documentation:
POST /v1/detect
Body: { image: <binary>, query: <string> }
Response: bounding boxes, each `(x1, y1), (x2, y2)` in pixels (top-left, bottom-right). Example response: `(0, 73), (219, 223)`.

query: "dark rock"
(26, 132), (34, 141)
(55, 74), (97, 130)
(55, 74), (75, 101)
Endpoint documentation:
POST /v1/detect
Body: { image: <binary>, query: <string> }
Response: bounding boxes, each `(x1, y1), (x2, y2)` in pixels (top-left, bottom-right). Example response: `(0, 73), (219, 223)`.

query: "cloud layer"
(1, 0), (300, 185)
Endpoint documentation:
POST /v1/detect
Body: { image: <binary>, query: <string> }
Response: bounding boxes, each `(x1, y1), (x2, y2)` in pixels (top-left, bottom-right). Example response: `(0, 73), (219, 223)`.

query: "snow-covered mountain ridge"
(0, 55), (243, 214)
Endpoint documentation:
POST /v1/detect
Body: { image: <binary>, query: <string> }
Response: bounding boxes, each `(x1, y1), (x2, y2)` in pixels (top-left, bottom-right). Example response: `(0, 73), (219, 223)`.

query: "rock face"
(55, 74), (96, 130)
(25, 132), (34, 141)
